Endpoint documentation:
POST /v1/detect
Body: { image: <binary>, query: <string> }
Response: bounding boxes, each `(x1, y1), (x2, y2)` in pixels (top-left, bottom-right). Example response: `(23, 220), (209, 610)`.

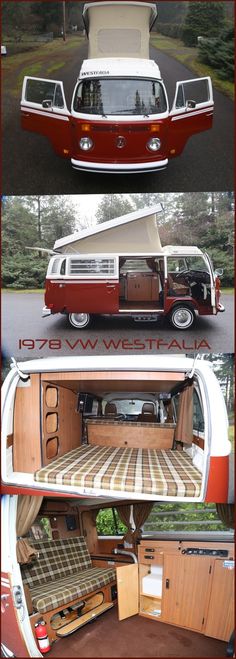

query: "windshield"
(73, 78), (167, 115)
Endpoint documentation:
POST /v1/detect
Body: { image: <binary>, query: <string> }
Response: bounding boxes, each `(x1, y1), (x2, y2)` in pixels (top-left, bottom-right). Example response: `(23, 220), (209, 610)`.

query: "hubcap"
(173, 308), (193, 328)
(70, 313), (89, 328)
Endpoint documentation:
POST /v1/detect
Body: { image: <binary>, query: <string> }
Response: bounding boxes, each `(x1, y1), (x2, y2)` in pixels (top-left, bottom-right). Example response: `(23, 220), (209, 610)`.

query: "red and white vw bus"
(20, 2), (214, 174)
(42, 205), (224, 329)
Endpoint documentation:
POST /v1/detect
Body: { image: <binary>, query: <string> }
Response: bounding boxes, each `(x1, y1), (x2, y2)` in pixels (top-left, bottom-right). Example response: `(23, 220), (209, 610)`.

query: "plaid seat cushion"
(22, 537), (92, 590)
(34, 445), (202, 497)
(30, 567), (116, 614)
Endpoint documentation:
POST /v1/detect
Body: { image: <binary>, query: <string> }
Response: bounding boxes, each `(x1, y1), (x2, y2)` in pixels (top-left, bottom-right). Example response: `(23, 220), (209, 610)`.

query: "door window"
(24, 78), (65, 108)
(174, 77), (211, 110)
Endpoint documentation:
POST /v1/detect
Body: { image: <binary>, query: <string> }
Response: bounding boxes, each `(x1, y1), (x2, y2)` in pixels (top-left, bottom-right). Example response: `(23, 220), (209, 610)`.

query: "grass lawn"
(151, 34), (234, 100)
(2, 34), (85, 98)
(2, 288), (45, 293)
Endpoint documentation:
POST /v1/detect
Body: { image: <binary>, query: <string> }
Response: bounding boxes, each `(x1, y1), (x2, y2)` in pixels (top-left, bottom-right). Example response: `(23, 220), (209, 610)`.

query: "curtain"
(91, 508), (100, 526)
(116, 505), (133, 544)
(175, 384), (193, 444)
(216, 504), (234, 529)
(16, 495), (43, 564)
(132, 503), (154, 545)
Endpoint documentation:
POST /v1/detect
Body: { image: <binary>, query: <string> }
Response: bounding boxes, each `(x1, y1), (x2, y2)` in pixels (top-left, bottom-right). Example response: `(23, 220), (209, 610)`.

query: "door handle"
(165, 579), (170, 589)
(107, 285), (116, 289)
(1, 594), (10, 613)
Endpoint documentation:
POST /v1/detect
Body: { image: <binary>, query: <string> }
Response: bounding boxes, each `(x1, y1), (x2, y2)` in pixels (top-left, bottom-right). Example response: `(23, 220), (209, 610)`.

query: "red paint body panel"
(21, 107), (72, 158)
(1, 484), (82, 497)
(205, 455), (229, 502)
(71, 118), (169, 164)
(168, 107), (213, 157)
(21, 107), (213, 164)
(164, 295), (213, 316)
(1, 572), (30, 657)
(45, 280), (120, 313)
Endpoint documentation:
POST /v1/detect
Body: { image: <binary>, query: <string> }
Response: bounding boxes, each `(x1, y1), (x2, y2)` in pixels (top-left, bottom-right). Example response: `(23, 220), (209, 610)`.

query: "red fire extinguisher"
(34, 620), (51, 653)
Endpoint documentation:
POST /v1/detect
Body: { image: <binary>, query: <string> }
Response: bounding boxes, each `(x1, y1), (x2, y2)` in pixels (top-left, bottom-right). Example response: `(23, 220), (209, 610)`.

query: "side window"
(24, 79), (65, 109)
(175, 79), (210, 109)
(30, 517), (52, 541)
(193, 390), (205, 433)
(167, 258), (187, 273)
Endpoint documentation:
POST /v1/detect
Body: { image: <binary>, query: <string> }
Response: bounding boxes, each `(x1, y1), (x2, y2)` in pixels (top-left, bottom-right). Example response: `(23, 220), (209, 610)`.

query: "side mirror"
(42, 99), (52, 109)
(186, 100), (196, 109)
(214, 268), (223, 277)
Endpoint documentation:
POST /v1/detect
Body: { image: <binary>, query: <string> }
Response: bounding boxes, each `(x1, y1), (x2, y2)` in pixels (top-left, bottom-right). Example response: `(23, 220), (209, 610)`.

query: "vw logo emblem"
(116, 136), (126, 149)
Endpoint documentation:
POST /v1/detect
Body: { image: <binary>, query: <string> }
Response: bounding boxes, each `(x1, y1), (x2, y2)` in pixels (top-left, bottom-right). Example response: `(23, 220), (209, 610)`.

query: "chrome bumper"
(71, 158), (168, 174)
(42, 306), (52, 318)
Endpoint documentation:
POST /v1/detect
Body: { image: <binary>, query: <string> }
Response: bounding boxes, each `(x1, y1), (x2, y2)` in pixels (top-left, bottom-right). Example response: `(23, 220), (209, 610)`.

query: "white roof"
(79, 57), (161, 79)
(163, 245), (203, 256)
(54, 204), (163, 254)
(16, 355), (196, 374)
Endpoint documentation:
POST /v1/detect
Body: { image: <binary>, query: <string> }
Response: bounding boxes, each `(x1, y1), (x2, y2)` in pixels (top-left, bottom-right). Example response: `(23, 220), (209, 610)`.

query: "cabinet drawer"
(139, 548), (163, 565)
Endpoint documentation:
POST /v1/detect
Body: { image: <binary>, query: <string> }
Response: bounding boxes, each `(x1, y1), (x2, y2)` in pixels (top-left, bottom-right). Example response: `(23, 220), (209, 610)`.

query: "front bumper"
(42, 305), (52, 318)
(217, 303), (225, 312)
(71, 158), (168, 174)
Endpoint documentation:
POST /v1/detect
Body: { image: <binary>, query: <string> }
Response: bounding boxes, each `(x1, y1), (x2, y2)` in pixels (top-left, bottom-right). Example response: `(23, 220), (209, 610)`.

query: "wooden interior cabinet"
(161, 554), (212, 632)
(126, 273), (159, 302)
(116, 540), (234, 642)
(204, 558), (234, 641)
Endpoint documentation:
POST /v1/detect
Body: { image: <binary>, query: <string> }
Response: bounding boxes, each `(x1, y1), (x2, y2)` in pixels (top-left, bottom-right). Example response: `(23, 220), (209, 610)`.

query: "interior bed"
(12, 369), (204, 499)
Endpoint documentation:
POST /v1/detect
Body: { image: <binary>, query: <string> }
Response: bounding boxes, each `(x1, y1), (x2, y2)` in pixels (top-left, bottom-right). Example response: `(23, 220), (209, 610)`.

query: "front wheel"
(169, 305), (195, 330)
(68, 313), (91, 329)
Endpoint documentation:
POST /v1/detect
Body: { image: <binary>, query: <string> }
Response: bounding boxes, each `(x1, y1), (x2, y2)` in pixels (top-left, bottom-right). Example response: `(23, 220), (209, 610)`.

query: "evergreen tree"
(182, 2), (225, 46)
(198, 26), (234, 82)
(95, 195), (134, 224)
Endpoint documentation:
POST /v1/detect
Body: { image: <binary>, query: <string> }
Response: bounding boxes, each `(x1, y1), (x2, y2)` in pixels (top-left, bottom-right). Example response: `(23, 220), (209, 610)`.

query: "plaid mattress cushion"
(30, 566), (116, 614)
(22, 537), (92, 589)
(34, 445), (202, 497)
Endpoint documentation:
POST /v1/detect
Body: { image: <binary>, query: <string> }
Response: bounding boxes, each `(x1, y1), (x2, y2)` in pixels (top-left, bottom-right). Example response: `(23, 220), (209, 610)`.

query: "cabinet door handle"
(165, 579), (170, 589)
(144, 555), (154, 560)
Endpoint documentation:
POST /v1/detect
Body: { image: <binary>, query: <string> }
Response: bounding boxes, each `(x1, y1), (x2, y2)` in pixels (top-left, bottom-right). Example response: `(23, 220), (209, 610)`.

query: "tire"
(169, 305), (195, 330)
(68, 313), (91, 329)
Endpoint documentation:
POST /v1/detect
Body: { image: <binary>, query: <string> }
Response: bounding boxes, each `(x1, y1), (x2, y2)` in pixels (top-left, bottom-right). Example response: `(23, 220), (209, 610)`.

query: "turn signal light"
(81, 123), (91, 132)
(150, 124), (160, 133)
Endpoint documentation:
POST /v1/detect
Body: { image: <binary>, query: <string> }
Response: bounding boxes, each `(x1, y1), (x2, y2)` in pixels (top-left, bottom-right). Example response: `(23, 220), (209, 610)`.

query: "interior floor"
(34, 445), (202, 498)
(49, 608), (227, 658)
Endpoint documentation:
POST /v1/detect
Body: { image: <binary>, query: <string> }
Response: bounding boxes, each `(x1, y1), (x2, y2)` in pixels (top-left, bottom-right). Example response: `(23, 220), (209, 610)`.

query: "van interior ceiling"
(16, 496), (234, 657)
(11, 369), (205, 498)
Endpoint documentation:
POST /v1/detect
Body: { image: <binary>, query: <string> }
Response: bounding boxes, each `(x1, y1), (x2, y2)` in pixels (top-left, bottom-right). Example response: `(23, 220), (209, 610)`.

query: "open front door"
(116, 564), (139, 621)
(21, 77), (72, 157)
(168, 77), (214, 156)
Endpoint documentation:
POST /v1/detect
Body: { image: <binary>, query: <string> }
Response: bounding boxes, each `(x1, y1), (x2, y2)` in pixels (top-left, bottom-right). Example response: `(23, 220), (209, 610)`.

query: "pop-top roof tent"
(54, 204), (164, 254)
(82, 1), (158, 59)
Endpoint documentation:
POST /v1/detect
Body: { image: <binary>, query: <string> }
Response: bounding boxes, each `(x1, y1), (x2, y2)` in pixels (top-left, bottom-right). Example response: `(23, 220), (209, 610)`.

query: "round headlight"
(146, 137), (161, 152)
(79, 137), (93, 151)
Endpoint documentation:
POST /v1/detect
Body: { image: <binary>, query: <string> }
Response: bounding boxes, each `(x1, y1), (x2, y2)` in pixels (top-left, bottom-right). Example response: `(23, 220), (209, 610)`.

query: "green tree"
(182, 2), (225, 46)
(198, 26), (234, 81)
(95, 194), (134, 224)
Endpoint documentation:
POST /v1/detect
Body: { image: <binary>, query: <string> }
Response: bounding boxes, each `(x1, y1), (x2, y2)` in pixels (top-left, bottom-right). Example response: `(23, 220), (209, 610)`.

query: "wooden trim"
(193, 434), (205, 450)
(6, 434), (13, 448)
(87, 423), (175, 449)
(13, 374), (42, 473)
(41, 371), (185, 383)
(42, 383), (82, 466)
